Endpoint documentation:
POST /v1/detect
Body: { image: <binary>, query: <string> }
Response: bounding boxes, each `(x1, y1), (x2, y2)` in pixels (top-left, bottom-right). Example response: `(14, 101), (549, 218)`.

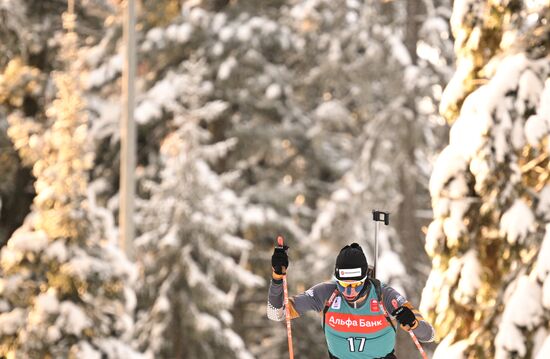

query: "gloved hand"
(392, 306), (418, 330)
(271, 245), (289, 276)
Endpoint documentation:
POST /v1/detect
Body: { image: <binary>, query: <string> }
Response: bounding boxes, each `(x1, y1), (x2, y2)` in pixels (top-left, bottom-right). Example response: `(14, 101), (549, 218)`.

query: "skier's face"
(336, 280), (365, 301)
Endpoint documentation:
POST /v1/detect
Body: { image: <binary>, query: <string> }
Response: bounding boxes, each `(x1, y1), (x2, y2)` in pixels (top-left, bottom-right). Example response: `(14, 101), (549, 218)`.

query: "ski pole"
(277, 235), (294, 359)
(372, 210), (428, 359)
(372, 210), (389, 278)
(409, 330), (429, 359)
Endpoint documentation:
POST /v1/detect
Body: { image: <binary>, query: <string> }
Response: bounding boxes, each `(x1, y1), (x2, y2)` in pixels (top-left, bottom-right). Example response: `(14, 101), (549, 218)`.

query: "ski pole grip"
(372, 210), (390, 225)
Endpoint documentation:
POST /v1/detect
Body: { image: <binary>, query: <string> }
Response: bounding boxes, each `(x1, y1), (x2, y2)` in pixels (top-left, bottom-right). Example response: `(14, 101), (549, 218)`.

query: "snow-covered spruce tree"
(0, 59), (41, 247)
(0, 7), (140, 358)
(420, 1), (550, 358)
(133, 58), (263, 359)
(0, 0), (46, 247)
(0, 0), (114, 247)
(81, 3), (332, 357)
(82, 0), (321, 244)
(80, 3), (303, 355)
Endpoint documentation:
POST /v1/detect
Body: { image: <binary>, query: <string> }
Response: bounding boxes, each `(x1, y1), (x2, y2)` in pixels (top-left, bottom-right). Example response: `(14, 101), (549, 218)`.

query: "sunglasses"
(336, 278), (366, 289)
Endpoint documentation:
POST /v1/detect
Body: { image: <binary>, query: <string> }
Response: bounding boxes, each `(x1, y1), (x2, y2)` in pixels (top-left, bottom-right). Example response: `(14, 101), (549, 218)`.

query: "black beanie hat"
(334, 243), (368, 281)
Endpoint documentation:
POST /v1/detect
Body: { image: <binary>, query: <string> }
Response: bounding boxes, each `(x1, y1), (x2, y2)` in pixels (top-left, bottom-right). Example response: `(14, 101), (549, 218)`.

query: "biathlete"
(267, 242), (435, 358)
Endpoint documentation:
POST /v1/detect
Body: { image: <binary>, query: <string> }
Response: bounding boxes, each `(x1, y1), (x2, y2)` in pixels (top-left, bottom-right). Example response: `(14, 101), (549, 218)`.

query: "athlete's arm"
(381, 284), (435, 342)
(267, 280), (336, 321)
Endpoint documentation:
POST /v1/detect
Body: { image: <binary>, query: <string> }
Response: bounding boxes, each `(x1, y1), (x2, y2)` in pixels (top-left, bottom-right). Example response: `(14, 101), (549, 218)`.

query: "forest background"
(0, 0), (549, 358)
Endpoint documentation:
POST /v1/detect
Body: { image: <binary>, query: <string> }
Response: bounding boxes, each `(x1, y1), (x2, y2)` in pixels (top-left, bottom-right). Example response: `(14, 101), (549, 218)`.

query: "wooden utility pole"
(120, 0), (136, 257)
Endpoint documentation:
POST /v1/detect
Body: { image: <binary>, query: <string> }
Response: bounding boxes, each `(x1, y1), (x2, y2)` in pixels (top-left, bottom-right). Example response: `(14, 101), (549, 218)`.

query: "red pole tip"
(277, 236), (284, 247)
